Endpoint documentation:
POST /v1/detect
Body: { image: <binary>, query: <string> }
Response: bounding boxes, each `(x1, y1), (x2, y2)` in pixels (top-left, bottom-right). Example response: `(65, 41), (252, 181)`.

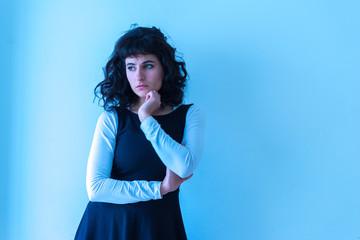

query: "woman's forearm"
(140, 105), (206, 178)
(86, 175), (162, 204)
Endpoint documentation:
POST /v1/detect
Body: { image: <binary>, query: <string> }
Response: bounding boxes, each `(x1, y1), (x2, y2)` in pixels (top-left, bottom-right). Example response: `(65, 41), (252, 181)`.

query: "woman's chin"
(135, 93), (148, 98)
(134, 89), (152, 98)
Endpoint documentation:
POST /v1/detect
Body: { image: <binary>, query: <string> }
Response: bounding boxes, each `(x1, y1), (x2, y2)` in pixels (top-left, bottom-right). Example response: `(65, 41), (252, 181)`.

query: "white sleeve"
(86, 110), (162, 204)
(140, 104), (206, 178)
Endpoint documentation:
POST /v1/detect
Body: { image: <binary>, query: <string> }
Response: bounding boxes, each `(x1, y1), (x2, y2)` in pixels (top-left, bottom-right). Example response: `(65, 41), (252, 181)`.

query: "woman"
(75, 26), (205, 240)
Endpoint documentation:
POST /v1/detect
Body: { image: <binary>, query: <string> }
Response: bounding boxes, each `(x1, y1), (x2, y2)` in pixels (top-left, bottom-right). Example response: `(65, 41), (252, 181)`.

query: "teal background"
(1, 0), (359, 239)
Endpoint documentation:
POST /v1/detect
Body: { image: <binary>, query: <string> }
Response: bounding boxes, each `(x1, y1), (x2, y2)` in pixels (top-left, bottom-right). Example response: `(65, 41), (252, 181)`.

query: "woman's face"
(125, 54), (164, 99)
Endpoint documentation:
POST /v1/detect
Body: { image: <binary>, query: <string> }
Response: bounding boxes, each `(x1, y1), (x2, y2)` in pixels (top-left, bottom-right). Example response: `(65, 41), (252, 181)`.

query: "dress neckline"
(125, 105), (183, 118)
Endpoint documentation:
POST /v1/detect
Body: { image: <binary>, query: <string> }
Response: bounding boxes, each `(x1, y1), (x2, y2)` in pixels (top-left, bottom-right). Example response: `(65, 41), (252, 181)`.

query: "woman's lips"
(136, 84), (148, 90)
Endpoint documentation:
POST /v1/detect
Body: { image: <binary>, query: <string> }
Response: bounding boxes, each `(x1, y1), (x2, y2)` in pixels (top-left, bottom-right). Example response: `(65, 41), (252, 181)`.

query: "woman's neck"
(129, 98), (145, 113)
(129, 101), (173, 115)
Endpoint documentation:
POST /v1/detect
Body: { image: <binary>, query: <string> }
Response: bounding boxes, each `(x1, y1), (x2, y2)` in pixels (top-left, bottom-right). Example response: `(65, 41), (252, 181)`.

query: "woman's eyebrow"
(126, 60), (155, 66)
(141, 60), (155, 64)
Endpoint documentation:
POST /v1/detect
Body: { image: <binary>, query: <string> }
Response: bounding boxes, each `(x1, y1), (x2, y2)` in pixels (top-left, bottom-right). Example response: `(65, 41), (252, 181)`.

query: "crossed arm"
(86, 105), (206, 204)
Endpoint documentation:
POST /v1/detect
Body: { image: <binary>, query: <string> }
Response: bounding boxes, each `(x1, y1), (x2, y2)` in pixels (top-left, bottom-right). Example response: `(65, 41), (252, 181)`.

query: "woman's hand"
(160, 168), (193, 196)
(138, 90), (161, 122)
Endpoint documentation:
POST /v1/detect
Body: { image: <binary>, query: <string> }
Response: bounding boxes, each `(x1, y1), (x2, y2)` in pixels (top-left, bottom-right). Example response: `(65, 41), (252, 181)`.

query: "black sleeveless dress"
(75, 104), (192, 240)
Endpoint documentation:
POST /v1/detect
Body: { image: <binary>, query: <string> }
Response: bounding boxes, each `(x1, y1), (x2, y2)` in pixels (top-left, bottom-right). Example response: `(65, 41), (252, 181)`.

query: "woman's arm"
(86, 110), (162, 204)
(140, 104), (206, 178)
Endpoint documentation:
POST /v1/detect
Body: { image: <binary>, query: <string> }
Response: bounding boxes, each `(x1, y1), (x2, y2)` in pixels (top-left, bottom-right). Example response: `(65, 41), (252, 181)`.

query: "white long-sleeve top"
(86, 104), (206, 204)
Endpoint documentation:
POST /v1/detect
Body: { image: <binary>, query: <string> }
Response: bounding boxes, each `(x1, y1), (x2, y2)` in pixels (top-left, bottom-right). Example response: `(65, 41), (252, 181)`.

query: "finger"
(145, 92), (152, 101)
(152, 91), (160, 99)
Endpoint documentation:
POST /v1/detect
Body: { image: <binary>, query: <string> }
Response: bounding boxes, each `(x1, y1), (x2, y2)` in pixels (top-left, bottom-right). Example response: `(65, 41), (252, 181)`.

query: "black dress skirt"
(75, 104), (193, 240)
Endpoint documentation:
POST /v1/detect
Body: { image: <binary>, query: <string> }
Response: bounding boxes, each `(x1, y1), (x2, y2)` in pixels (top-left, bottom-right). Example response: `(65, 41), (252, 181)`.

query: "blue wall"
(1, 0), (360, 239)
(0, 1), (14, 239)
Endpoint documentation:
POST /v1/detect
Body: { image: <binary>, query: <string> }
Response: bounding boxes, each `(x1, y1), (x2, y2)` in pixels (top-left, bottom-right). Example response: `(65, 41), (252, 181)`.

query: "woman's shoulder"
(182, 103), (204, 115)
(99, 106), (131, 119)
(97, 108), (118, 128)
(179, 104), (206, 121)
(181, 103), (206, 130)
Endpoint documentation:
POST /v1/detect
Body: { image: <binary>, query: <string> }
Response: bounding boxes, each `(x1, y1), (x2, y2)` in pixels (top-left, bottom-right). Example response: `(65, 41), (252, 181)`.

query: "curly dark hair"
(94, 26), (188, 111)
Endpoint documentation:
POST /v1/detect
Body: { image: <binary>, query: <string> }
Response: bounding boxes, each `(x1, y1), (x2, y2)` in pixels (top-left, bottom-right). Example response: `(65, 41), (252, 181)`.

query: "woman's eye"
(127, 66), (135, 71)
(145, 64), (153, 69)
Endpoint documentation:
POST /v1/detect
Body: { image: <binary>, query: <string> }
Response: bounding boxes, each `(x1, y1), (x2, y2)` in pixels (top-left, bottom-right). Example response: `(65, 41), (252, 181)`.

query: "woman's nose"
(135, 68), (144, 81)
